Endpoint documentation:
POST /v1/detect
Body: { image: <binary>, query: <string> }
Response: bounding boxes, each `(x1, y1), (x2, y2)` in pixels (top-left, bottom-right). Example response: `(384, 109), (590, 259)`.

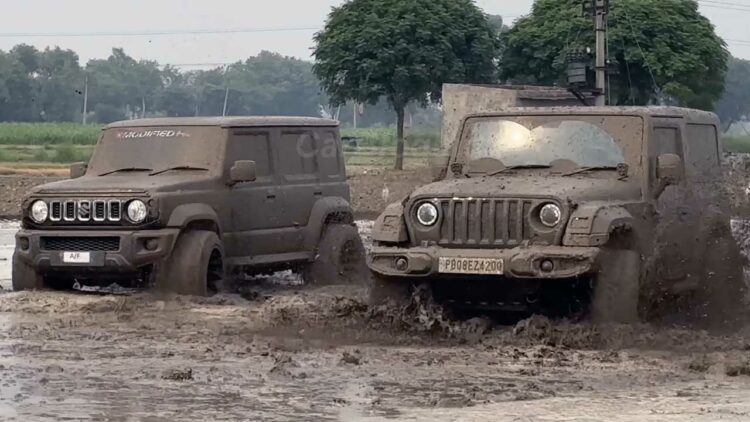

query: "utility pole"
(352, 102), (357, 129)
(222, 65), (230, 117)
(593, 0), (609, 106)
(82, 74), (88, 124)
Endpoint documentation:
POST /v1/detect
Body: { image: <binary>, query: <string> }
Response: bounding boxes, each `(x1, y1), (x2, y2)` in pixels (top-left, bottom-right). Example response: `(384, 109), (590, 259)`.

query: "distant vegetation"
(0, 123), (441, 165)
(723, 136), (750, 154)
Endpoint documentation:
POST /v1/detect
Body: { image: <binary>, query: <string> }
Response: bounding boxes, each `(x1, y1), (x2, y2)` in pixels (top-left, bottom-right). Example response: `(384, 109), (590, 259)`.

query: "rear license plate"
(62, 252), (91, 264)
(438, 257), (504, 275)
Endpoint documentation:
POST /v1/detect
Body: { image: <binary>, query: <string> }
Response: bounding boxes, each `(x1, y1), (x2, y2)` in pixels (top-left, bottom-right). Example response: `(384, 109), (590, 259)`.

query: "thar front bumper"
(368, 245), (600, 279)
(14, 229), (180, 274)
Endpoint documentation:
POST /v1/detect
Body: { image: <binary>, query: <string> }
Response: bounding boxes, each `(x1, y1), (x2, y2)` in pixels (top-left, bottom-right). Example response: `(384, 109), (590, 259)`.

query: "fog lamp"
(395, 257), (409, 272)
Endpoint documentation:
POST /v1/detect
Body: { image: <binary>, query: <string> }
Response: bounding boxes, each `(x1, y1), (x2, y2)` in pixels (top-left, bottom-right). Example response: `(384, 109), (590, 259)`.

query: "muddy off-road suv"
(13, 117), (363, 295)
(368, 107), (746, 323)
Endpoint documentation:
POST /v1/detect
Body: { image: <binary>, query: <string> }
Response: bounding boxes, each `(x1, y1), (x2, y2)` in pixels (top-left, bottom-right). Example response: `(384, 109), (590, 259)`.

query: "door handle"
(314, 191), (323, 196)
(266, 194), (276, 200)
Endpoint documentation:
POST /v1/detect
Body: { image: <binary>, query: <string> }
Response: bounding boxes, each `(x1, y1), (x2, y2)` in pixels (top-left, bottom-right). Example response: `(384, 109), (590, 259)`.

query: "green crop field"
(0, 123), (101, 145)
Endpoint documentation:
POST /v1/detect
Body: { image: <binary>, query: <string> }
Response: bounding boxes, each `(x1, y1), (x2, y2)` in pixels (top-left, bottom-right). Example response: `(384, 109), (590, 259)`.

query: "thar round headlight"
(30, 200), (48, 223)
(539, 203), (562, 228)
(416, 202), (439, 226)
(127, 199), (148, 223)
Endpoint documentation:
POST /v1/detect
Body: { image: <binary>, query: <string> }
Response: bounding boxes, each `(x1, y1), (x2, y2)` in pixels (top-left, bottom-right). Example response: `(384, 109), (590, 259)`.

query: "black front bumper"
(14, 229), (180, 275)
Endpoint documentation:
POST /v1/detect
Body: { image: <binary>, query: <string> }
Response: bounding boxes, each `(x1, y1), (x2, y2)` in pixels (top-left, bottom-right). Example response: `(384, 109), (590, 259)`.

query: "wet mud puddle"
(0, 220), (748, 420)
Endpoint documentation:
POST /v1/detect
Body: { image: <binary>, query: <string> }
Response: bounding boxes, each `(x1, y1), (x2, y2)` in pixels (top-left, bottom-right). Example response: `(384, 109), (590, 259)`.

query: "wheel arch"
(303, 197), (354, 251)
(167, 203), (222, 235)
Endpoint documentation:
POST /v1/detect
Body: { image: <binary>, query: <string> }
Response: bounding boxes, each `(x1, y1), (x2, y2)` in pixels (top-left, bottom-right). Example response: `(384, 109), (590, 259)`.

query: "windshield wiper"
(98, 167), (153, 176)
(487, 164), (551, 176)
(149, 165), (209, 176)
(561, 165), (619, 177)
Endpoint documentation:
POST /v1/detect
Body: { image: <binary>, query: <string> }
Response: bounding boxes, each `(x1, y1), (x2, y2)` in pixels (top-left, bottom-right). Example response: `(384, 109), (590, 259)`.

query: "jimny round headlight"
(30, 200), (48, 223)
(539, 203), (562, 228)
(127, 199), (148, 223)
(416, 202), (439, 226)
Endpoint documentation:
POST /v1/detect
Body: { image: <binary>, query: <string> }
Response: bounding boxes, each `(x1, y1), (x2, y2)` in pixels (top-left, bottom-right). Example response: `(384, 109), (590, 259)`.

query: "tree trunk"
(142, 97), (146, 118)
(395, 106), (405, 170)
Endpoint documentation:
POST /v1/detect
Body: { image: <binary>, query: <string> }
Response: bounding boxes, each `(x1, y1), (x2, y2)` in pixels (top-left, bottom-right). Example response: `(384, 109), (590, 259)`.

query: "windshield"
(87, 126), (222, 175)
(459, 116), (642, 170)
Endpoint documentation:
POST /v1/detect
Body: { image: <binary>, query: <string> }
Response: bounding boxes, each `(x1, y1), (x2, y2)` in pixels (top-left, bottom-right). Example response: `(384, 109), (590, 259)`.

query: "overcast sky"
(0, 0), (748, 68)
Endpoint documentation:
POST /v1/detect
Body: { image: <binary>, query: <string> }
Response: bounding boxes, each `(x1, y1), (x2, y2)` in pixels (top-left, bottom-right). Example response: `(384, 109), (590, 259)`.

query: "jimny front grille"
(49, 200), (123, 223)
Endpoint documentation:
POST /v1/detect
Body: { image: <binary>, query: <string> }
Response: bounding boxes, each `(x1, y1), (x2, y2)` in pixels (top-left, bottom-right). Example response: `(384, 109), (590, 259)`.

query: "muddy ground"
(1, 160), (750, 420)
(0, 222), (749, 420)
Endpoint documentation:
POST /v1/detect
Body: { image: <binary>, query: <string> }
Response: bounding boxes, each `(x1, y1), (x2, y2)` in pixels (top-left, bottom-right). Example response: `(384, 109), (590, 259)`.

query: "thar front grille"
(437, 198), (536, 247)
(41, 236), (120, 252)
(49, 200), (123, 223)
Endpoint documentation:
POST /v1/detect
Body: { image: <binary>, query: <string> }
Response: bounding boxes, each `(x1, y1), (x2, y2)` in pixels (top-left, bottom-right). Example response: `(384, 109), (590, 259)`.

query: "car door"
(651, 120), (695, 283)
(272, 127), (321, 252)
(225, 128), (285, 258)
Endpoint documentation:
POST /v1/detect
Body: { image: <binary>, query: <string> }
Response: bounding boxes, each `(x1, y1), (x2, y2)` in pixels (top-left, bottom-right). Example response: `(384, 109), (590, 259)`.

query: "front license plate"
(438, 257), (504, 275)
(62, 251), (91, 264)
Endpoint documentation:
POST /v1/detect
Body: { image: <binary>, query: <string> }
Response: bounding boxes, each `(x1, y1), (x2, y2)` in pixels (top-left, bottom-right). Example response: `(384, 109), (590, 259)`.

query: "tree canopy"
(313, 0), (498, 169)
(500, 0), (729, 110)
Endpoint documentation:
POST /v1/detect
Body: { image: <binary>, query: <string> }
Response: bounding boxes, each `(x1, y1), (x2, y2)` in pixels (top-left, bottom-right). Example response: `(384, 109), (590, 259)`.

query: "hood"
(410, 174), (641, 203)
(31, 173), (217, 196)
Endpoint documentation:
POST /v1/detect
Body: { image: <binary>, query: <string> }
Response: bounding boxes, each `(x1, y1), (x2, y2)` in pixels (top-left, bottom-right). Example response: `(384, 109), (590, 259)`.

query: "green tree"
(313, 0), (498, 169)
(715, 57), (750, 129)
(500, 0), (728, 110)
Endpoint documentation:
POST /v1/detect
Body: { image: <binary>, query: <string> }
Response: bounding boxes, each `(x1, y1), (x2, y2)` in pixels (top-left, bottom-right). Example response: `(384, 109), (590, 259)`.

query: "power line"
(0, 26), (321, 38)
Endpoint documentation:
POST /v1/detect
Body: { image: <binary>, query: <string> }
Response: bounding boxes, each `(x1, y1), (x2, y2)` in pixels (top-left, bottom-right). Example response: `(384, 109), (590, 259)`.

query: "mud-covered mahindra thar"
(13, 117), (363, 295)
(368, 107), (746, 323)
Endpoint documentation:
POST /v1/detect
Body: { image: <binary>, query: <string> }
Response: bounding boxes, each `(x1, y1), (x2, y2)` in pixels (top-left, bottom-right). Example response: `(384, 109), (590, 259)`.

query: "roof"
(105, 116), (339, 129)
(468, 106), (719, 121)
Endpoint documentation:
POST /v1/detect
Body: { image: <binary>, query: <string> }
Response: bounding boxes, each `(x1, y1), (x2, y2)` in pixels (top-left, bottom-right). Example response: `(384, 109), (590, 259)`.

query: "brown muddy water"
(0, 221), (749, 421)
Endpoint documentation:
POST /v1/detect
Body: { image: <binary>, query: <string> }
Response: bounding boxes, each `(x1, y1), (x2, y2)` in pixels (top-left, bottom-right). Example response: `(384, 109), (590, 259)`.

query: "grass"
(341, 127), (441, 149)
(0, 123), (100, 145)
(723, 136), (750, 154)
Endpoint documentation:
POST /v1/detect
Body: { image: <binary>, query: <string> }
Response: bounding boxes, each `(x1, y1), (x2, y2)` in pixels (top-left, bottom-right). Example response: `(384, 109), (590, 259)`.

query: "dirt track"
(0, 222), (749, 420)
(2, 286), (750, 421)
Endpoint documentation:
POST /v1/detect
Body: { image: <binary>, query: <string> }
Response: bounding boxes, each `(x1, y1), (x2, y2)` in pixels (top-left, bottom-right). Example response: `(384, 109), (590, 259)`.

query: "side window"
(227, 131), (272, 178)
(279, 130), (317, 177)
(318, 130), (342, 178)
(654, 127), (682, 156)
(685, 124), (720, 181)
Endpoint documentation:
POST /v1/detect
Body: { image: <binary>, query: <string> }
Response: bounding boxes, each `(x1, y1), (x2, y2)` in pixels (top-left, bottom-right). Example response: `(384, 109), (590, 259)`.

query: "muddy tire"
(695, 233), (747, 326)
(12, 255), (44, 291)
(592, 249), (640, 324)
(303, 224), (366, 286)
(367, 272), (412, 307)
(154, 230), (225, 296)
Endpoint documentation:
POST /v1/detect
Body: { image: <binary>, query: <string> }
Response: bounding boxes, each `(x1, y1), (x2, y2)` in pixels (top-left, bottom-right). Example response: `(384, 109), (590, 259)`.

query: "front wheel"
(592, 249), (641, 324)
(367, 272), (412, 307)
(154, 230), (225, 296)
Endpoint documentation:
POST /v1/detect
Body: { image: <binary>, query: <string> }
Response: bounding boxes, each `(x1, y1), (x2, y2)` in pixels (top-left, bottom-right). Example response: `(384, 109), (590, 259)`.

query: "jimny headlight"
(126, 199), (148, 223)
(416, 202), (439, 226)
(30, 200), (48, 223)
(539, 203), (562, 228)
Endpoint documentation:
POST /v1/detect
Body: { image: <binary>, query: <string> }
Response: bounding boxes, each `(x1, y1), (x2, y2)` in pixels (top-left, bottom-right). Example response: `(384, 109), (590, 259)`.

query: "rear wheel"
(11, 255), (44, 291)
(303, 224), (367, 286)
(154, 230), (225, 296)
(695, 231), (747, 326)
(592, 249), (641, 324)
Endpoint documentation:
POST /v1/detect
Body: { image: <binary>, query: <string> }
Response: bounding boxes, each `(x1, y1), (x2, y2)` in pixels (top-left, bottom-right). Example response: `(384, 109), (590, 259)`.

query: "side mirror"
(229, 160), (256, 184)
(654, 153), (683, 197)
(429, 154), (450, 181)
(70, 162), (87, 179)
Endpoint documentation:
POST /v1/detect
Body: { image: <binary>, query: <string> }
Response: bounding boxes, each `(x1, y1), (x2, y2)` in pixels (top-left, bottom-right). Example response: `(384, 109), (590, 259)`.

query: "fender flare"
(166, 203), (222, 234)
(563, 204), (634, 247)
(303, 197), (354, 250)
(372, 202), (408, 243)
